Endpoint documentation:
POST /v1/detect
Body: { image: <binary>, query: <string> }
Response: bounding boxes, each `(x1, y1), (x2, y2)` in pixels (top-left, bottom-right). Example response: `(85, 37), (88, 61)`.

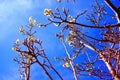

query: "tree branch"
(79, 40), (120, 80)
(105, 0), (120, 23)
(61, 38), (78, 80)
(35, 57), (53, 80)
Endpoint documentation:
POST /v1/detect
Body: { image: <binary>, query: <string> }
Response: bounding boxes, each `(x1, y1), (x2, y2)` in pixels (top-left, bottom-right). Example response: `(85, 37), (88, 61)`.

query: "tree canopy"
(12, 0), (120, 80)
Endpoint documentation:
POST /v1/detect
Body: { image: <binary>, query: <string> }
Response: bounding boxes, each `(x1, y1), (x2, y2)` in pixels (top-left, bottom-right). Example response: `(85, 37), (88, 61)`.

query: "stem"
(61, 39), (78, 80)
(50, 66), (63, 80)
(35, 57), (53, 80)
(44, 53), (63, 80)
(62, 19), (120, 28)
(38, 41), (63, 80)
(26, 65), (31, 80)
(25, 43), (31, 80)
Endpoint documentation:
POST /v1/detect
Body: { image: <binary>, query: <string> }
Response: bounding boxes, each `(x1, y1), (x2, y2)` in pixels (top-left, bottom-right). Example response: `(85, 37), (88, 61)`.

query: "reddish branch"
(13, 25), (63, 80)
(61, 37), (78, 80)
(35, 57), (53, 80)
(105, 0), (120, 23)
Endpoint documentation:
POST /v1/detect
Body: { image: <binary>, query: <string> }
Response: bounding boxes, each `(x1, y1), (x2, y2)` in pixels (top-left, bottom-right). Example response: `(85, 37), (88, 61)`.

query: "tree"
(12, 0), (120, 80)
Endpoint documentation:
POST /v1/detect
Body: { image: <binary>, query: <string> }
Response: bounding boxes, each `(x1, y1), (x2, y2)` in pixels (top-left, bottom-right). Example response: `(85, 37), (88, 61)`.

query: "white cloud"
(0, 0), (33, 40)
(0, 0), (32, 22)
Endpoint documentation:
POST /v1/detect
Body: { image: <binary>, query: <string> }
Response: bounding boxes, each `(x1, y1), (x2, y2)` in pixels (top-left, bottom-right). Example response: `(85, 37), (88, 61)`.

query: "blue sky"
(0, 0), (119, 80)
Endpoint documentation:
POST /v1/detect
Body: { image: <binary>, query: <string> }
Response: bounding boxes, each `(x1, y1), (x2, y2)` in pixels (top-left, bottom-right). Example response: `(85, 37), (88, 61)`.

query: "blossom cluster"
(29, 16), (37, 27)
(28, 36), (35, 42)
(66, 31), (78, 46)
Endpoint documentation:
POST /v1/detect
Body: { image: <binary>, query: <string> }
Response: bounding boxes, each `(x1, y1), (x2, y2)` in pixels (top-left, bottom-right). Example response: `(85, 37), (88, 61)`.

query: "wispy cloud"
(0, 0), (33, 40)
(1, 66), (19, 80)
(0, 0), (32, 22)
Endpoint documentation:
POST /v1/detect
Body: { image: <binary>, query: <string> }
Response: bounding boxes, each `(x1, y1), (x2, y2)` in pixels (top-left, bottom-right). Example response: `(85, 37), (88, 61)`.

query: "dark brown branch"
(26, 65), (31, 80)
(36, 38), (63, 80)
(62, 19), (120, 28)
(105, 0), (120, 23)
(35, 57), (53, 80)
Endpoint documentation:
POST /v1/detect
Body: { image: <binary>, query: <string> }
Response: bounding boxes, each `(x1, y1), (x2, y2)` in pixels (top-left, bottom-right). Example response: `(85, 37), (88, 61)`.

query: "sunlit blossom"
(31, 19), (37, 26)
(63, 62), (70, 67)
(28, 36), (35, 42)
(19, 26), (24, 33)
(29, 16), (32, 23)
(66, 35), (72, 45)
(58, 0), (61, 3)
(44, 9), (52, 16)
(29, 16), (36, 27)
(16, 38), (20, 45)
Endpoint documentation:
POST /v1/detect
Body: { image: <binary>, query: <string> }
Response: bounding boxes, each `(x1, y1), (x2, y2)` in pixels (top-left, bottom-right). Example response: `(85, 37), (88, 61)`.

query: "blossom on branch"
(57, 0), (61, 3)
(16, 38), (20, 45)
(28, 36), (35, 42)
(29, 16), (32, 23)
(29, 16), (37, 27)
(38, 24), (43, 28)
(63, 62), (70, 67)
(66, 35), (73, 46)
(19, 26), (24, 33)
(44, 9), (52, 16)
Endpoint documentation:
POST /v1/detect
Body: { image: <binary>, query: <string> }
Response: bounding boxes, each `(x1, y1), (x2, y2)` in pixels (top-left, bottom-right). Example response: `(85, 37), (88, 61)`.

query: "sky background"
(0, 0), (119, 80)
